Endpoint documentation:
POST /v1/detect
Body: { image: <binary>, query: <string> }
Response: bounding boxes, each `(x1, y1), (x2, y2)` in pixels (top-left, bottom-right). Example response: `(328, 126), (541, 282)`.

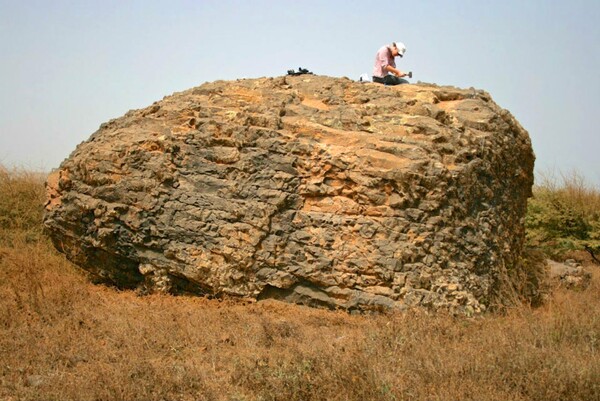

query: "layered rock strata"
(44, 75), (535, 314)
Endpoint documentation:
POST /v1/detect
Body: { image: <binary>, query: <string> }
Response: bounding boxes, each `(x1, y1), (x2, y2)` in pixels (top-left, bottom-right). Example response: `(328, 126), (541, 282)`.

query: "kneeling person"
(373, 41), (409, 85)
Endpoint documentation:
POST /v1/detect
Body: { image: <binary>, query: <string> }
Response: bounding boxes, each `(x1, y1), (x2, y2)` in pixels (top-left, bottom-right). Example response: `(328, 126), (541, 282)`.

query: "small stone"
(26, 375), (44, 387)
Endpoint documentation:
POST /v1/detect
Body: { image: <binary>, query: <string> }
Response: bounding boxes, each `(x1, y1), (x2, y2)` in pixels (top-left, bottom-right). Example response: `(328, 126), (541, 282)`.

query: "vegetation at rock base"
(526, 171), (600, 261)
(1, 165), (599, 401)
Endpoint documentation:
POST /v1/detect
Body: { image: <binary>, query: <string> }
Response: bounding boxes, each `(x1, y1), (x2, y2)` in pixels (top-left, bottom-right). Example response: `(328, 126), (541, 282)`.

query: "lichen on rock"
(44, 75), (535, 314)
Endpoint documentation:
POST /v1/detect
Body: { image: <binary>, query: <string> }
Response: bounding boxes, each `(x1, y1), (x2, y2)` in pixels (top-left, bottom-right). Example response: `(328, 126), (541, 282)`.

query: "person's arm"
(384, 65), (407, 77)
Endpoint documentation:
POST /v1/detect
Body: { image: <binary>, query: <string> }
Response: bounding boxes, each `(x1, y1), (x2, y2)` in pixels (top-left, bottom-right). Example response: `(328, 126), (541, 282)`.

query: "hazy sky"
(1, 0), (599, 187)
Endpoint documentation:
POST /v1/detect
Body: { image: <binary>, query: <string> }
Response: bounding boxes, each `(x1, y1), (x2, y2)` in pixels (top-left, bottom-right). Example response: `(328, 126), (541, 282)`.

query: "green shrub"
(526, 171), (600, 258)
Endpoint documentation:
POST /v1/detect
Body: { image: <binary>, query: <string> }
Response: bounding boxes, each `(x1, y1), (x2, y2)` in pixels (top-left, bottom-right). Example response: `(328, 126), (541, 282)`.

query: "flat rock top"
(61, 75), (527, 190)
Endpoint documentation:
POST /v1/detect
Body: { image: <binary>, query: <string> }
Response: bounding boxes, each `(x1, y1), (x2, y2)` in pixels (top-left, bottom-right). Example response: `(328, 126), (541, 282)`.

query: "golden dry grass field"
(1, 166), (598, 401)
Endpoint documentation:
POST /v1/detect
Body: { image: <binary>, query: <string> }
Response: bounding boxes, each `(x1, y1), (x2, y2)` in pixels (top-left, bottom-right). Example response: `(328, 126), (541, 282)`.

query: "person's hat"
(393, 42), (406, 57)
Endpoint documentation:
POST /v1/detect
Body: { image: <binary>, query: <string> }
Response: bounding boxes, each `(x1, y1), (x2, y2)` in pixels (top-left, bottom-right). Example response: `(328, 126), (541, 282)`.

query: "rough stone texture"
(547, 259), (591, 289)
(44, 75), (535, 314)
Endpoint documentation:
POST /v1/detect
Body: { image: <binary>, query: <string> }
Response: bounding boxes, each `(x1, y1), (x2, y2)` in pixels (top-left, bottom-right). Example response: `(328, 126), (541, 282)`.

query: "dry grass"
(535, 170), (600, 213)
(1, 168), (599, 401)
(0, 166), (46, 235)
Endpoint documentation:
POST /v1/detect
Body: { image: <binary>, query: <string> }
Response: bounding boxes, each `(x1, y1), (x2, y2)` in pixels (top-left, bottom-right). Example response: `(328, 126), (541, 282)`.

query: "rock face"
(44, 76), (535, 314)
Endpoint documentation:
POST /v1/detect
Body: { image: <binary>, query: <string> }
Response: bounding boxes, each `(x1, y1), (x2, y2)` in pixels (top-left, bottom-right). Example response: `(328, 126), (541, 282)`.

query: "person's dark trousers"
(373, 75), (408, 85)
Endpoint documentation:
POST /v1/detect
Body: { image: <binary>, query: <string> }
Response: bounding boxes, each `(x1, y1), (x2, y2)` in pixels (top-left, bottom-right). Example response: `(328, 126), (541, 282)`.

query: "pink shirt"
(373, 45), (395, 78)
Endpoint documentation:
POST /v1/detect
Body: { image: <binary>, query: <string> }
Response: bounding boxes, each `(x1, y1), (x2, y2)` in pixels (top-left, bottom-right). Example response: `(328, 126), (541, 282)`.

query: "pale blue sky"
(1, 0), (599, 186)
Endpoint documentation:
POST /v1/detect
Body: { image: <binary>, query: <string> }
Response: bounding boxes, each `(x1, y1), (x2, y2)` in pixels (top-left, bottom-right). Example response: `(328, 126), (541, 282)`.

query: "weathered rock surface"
(547, 259), (591, 289)
(44, 75), (535, 314)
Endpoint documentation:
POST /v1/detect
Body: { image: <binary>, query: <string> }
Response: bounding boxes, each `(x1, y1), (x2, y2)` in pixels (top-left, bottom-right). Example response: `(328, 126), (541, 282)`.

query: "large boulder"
(44, 76), (535, 314)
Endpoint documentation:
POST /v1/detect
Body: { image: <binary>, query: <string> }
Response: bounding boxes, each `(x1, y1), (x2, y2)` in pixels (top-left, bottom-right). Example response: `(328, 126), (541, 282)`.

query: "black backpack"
(287, 67), (313, 76)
